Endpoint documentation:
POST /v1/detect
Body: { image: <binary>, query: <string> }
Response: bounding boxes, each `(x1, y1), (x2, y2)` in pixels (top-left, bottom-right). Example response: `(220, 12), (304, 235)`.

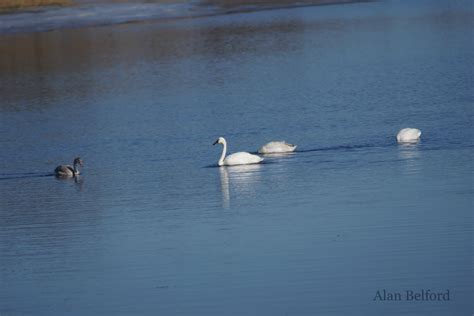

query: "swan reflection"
(55, 174), (85, 191)
(258, 151), (296, 158)
(218, 164), (262, 209)
(398, 143), (422, 175)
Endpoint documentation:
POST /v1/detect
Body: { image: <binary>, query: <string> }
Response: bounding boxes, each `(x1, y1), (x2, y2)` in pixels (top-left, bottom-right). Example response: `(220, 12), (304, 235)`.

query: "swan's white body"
(397, 128), (421, 143)
(214, 137), (263, 166)
(258, 141), (297, 154)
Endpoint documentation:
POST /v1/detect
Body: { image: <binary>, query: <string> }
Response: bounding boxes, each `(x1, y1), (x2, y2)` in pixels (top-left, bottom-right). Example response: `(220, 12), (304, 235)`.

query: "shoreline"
(0, 0), (367, 35)
(0, 0), (69, 11)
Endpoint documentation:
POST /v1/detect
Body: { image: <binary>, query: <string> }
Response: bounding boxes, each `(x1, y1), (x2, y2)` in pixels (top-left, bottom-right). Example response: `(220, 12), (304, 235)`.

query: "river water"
(0, 0), (472, 315)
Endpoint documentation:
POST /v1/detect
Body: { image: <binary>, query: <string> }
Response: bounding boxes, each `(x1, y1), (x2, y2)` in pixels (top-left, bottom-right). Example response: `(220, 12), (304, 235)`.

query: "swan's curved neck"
(218, 140), (227, 166)
(73, 162), (80, 175)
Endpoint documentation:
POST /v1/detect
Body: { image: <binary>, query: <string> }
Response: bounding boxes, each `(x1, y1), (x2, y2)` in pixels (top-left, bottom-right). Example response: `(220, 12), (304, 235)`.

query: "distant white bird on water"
(258, 141), (297, 154)
(397, 128), (421, 143)
(213, 137), (263, 166)
(54, 157), (83, 177)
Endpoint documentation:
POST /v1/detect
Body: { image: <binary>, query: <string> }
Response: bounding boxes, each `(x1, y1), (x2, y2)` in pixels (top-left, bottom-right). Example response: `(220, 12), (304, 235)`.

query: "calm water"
(1, 0), (473, 315)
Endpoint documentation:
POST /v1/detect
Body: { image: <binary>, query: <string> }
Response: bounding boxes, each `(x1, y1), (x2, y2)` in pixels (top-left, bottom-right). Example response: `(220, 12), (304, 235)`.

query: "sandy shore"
(0, 0), (365, 34)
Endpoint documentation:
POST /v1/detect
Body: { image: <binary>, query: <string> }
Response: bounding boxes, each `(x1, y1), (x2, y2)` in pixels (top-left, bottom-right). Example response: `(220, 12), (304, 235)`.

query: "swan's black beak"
(212, 140), (218, 145)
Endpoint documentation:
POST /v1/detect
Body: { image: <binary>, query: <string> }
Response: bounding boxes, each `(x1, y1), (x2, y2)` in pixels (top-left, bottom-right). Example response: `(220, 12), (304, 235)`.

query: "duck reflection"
(218, 164), (262, 209)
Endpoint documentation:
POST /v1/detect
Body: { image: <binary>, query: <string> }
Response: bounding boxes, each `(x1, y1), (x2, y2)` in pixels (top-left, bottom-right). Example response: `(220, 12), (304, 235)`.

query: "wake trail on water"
(0, 172), (55, 181)
(297, 141), (392, 154)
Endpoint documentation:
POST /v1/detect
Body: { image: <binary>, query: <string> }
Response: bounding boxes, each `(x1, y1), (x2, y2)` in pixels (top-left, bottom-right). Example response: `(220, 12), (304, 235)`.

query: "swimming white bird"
(54, 157), (83, 177)
(397, 128), (421, 143)
(258, 141), (297, 154)
(213, 137), (263, 166)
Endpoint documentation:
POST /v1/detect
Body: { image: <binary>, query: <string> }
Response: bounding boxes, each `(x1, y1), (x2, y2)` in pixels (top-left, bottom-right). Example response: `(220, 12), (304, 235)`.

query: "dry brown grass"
(0, 0), (70, 10)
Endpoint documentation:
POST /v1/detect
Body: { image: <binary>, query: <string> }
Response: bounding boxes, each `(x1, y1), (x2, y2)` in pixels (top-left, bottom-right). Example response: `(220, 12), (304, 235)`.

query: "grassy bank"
(0, 0), (70, 10)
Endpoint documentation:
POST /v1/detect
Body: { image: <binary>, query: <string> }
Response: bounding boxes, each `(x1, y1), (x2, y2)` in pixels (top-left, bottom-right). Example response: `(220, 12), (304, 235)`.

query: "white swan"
(397, 128), (421, 143)
(54, 157), (83, 177)
(213, 137), (263, 166)
(258, 141), (297, 154)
